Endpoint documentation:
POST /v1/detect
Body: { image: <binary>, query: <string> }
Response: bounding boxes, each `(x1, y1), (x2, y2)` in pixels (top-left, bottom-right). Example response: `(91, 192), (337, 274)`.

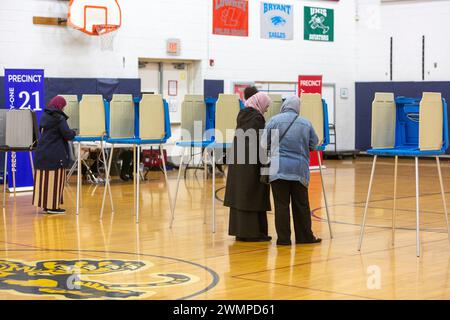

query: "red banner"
(298, 75), (323, 95)
(298, 75), (323, 168)
(213, 0), (249, 37)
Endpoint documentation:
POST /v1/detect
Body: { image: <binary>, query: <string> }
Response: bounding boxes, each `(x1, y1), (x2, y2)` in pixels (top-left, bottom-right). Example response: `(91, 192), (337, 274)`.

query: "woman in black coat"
(32, 96), (76, 214)
(224, 92), (272, 242)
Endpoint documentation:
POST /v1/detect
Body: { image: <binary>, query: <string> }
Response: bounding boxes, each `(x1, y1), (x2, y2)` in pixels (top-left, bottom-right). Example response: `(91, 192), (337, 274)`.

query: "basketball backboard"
(68, 0), (122, 35)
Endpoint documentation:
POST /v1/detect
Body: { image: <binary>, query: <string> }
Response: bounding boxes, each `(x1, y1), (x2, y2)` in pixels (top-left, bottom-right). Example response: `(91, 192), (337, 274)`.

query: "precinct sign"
(304, 6), (334, 42)
(260, 2), (293, 40)
(4, 69), (45, 191)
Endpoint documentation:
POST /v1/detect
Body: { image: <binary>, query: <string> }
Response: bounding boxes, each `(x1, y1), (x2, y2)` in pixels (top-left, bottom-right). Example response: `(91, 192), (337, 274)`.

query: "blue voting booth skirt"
(32, 168), (66, 210)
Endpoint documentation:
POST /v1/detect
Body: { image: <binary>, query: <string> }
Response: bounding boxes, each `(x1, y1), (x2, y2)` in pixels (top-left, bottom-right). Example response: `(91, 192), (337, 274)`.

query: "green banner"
(304, 6), (334, 42)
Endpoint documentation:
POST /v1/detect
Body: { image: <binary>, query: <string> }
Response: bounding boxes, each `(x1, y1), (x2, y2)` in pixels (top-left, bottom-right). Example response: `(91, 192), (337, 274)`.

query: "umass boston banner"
(213, 0), (249, 36)
(304, 6), (334, 42)
(260, 2), (293, 40)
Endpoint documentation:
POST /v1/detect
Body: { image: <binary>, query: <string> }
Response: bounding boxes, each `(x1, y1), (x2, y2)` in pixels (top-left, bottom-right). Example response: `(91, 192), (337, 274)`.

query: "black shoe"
(236, 236), (272, 242)
(277, 240), (292, 246)
(45, 208), (66, 215)
(296, 237), (322, 244)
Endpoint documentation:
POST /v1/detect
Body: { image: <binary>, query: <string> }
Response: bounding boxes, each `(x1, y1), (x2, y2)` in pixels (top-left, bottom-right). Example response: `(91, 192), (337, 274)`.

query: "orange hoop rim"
(93, 24), (120, 36)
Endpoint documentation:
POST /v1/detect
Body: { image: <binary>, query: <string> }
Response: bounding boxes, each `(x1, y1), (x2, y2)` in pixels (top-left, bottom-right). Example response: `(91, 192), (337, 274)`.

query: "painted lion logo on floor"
(0, 259), (192, 299)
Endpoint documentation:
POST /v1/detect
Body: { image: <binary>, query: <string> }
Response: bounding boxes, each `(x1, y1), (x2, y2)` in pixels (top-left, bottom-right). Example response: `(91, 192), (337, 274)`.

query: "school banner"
(304, 6), (334, 42)
(213, 0), (249, 36)
(4, 69), (44, 191)
(260, 2), (293, 40)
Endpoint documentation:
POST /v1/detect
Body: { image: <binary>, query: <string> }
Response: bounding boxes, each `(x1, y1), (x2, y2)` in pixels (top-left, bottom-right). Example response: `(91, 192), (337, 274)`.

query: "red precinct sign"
(298, 75), (323, 95)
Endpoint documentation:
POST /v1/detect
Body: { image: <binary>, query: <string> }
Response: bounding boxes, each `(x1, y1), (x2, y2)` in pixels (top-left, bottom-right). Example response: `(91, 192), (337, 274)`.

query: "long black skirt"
(228, 208), (268, 238)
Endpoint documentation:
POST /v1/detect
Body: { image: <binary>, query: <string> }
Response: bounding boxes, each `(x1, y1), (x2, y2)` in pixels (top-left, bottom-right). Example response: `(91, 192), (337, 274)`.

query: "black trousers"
(271, 179), (315, 244)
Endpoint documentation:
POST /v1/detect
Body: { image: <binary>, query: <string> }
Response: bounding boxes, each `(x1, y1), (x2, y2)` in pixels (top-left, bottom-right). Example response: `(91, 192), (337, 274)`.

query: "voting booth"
(0, 109), (39, 206)
(358, 92), (449, 257)
(100, 94), (172, 223)
(172, 94), (243, 233)
(173, 95), (213, 230)
(72, 94), (114, 215)
(299, 93), (333, 238)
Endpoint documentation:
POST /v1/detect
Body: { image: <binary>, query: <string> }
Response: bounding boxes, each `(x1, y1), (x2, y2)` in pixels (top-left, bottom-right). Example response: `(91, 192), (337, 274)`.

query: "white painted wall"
(0, 0), (357, 151)
(356, 0), (450, 82)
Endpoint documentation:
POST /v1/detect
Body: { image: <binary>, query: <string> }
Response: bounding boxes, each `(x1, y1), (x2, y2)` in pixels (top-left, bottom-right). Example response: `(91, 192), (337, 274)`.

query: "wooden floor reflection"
(1, 157), (450, 299)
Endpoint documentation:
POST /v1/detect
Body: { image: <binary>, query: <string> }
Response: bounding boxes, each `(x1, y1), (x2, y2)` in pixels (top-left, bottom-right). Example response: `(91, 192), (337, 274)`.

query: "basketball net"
(93, 25), (118, 52)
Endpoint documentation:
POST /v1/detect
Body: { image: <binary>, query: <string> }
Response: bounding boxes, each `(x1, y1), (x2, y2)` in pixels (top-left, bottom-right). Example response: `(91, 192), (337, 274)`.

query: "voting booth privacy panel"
(369, 92), (447, 155)
(265, 94), (282, 121)
(181, 95), (207, 142)
(214, 94), (242, 145)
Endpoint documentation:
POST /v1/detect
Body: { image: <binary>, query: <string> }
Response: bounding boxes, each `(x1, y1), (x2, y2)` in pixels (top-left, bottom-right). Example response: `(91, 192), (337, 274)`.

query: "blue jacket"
(263, 110), (319, 187)
(34, 107), (76, 170)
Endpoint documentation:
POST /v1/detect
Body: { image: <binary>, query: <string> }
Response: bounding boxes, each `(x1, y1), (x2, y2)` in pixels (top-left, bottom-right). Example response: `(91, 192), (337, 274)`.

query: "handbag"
(260, 115), (298, 185)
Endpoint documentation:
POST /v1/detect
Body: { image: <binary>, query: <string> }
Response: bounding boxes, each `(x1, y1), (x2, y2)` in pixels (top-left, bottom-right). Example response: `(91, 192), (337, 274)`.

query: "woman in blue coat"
(263, 96), (322, 245)
(32, 96), (76, 214)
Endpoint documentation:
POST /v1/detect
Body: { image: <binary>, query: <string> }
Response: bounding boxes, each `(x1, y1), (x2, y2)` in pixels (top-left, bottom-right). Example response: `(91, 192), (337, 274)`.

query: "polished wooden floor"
(2, 157), (450, 300)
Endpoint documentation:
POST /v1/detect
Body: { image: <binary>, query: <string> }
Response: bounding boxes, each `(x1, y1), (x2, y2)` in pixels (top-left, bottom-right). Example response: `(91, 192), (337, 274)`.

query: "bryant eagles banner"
(260, 2), (293, 40)
(304, 6), (334, 42)
(213, 0), (249, 37)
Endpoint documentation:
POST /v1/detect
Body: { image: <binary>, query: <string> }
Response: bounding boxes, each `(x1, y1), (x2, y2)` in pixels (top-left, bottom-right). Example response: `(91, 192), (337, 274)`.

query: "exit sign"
(167, 39), (181, 56)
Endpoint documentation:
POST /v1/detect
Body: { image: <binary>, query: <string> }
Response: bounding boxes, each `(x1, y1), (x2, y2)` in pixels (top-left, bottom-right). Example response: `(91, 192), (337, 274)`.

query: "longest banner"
(4, 69), (44, 191)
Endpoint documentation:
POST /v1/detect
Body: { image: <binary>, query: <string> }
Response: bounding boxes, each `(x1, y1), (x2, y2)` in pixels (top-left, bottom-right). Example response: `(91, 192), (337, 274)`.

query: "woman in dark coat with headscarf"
(224, 92), (272, 242)
(32, 96), (76, 214)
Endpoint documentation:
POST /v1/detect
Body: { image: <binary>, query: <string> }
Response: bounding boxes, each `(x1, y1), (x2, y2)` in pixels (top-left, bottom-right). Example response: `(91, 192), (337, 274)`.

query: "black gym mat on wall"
(355, 81), (450, 153)
(0, 77), (141, 106)
(0, 76), (141, 175)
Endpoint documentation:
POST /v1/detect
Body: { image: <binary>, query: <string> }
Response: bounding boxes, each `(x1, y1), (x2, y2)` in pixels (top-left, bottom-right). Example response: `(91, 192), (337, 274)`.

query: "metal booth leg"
(76, 143), (82, 215)
(436, 157), (450, 243)
(392, 156), (398, 245)
(3, 152), (7, 208)
(29, 151), (34, 179)
(100, 144), (114, 220)
(136, 145), (141, 224)
(203, 148), (208, 225)
(415, 157), (421, 258)
(212, 148), (216, 234)
(160, 145), (173, 219)
(358, 155), (377, 251)
(101, 143), (114, 214)
(12, 152), (16, 199)
(170, 147), (186, 229)
(317, 151), (333, 239)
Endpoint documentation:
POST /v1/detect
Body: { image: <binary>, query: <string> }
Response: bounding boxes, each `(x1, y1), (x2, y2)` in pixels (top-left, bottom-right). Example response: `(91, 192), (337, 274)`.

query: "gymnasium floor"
(1, 157), (450, 300)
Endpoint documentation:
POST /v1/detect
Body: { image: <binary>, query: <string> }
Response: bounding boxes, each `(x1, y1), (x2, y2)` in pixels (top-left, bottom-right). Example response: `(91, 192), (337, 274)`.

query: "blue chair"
(100, 94), (172, 223)
(359, 92), (449, 257)
(299, 93), (333, 239)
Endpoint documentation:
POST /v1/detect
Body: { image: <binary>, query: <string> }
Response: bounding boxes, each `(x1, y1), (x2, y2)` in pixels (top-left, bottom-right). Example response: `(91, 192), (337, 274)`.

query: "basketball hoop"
(94, 24), (119, 51)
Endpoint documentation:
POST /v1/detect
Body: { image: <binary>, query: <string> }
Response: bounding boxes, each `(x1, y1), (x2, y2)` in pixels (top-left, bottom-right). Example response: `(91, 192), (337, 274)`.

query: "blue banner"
(4, 69), (44, 191)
